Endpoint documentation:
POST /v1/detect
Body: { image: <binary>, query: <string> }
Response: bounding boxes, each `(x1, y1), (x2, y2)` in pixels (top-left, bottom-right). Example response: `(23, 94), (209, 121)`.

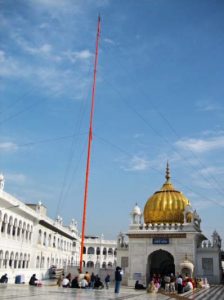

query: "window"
(38, 230), (42, 244)
(36, 256), (40, 268)
(108, 248), (113, 255)
(87, 261), (94, 268)
(87, 247), (95, 255)
(202, 258), (213, 275)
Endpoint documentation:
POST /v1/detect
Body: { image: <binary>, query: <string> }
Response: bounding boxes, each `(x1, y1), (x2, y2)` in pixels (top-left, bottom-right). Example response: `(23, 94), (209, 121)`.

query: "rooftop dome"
(132, 203), (141, 215)
(144, 163), (190, 224)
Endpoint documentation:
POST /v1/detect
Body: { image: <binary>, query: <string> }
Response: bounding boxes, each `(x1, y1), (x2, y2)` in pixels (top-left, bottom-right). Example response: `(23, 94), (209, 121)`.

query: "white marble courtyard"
(0, 284), (224, 300)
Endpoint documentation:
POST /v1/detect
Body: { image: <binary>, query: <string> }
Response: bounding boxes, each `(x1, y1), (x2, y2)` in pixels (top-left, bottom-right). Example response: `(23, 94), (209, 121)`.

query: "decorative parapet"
(138, 222), (184, 231)
(117, 232), (129, 249)
(129, 221), (201, 233)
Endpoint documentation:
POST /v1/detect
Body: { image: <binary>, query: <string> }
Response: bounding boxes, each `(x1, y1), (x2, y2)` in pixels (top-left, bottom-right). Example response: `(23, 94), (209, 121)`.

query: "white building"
(0, 174), (116, 283)
(82, 235), (117, 269)
(117, 164), (222, 285)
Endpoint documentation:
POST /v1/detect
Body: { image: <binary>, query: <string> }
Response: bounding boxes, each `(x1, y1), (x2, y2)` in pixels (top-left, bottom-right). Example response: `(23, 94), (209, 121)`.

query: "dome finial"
(165, 161), (170, 182)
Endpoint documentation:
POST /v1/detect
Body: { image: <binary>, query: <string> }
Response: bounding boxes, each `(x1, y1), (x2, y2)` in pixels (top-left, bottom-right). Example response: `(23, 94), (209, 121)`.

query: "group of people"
(57, 271), (111, 290)
(56, 267), (124, 294)
(147, 273), (209, 294)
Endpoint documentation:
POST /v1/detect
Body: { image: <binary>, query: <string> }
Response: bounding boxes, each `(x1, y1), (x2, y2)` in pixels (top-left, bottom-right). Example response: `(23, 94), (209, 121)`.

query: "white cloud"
(14, 36), (54, 56)
(6, 173), (26, 184)
(195, 100), (222, 112)
(175, 136), (224, 153)
(65, 50), (93, 63)
(122, 155), (150, 171)
(104, 38), (115, 45)
(0, 50), (22, 77)
(198, 166), (224, 176)
(133, 133), (144, 139)
(0, 142), (18, 152)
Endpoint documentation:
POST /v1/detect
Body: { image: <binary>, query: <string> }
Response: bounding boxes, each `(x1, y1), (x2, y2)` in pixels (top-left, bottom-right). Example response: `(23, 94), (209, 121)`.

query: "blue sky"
(1, 0), (224, 242)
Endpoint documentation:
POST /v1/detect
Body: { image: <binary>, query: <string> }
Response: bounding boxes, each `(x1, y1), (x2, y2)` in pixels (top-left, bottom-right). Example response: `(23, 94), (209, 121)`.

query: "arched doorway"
(147, 249), (175, 282)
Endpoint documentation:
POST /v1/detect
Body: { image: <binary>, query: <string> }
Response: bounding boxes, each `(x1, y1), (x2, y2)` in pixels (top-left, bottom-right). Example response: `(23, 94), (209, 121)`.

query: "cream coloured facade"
(0, 175), (117, 283)
(116, 164), (223, 286)
(82, 235), (117, 269)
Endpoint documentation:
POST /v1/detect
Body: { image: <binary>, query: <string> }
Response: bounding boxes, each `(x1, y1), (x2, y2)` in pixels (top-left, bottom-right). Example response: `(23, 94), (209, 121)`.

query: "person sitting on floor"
(147, 280), (158, 293)
(183, 278), (193, 293)
(29, 274), (40, 286)
(135, 280), (146, 290)
(94, 276), (104, 289)
(62, 277), (70, 288)
(0, 274), (8, 283)
(71, 276), (79, 288)
(80, 276), (88, 289)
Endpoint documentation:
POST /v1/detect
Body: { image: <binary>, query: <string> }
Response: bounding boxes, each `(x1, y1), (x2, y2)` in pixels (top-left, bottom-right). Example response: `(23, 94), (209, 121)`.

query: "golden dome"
(144, 163), (190, 224)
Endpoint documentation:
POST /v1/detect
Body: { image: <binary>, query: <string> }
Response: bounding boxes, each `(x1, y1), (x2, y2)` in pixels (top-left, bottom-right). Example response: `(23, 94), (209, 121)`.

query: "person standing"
(114, 266), (122, 294)
(105, 274), (110, 289)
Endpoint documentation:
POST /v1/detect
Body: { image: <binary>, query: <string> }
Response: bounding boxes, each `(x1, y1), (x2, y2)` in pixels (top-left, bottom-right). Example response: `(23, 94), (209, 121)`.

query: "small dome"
(132, 203), (141, 215)
(144, 163), (190, 224)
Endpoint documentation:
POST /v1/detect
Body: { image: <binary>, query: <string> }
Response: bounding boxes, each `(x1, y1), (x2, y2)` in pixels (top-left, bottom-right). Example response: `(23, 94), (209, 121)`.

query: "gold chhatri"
(144, 162), (190, 224)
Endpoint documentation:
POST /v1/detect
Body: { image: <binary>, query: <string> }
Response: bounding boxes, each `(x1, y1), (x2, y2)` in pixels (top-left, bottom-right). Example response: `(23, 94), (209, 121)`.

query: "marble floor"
(0, 284), (173, 300)
(1, 284), (224, 300)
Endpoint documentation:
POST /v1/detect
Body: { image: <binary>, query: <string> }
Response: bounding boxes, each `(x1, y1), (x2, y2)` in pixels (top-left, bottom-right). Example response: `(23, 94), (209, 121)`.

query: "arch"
(12, 218), (17, 236)
(0, 250), (3, 268)
(87, 261), (94, 268)
(9, 251), (14, 267)
(14, 252), (19, 268)
(29, 225), (33, 241)
(47, 257), (50, 268)
(41, 256), (45, 268)
(108, 248), (113, 255)
(82, 260), (86, 267)
(43, 232), (47, 246)
(22, 221), (26, 237)
(83, 246), (86, 254)
(1, 213), (8, 233)
(36, 256), (40, 268)
(48, 234), (52, 247)
(17, 220), (22, 237)
(26, 224), (30, 240)
(18, 252), (23, 268)
(96, 247), (100, 255)
(103, 247), (107, 255)
(87, 247), (95, 255)
(7, 216), (13, 234)
(180, 260), (194, 278)
(147, 250), (175, 283)
(23, 253), (27, 268)
(102, 262), (106, 268)
(4, 251), (9, 268)
(27, 254), (30, 268)
(108, 261), (113, 268)
(38, 229), (42, 244)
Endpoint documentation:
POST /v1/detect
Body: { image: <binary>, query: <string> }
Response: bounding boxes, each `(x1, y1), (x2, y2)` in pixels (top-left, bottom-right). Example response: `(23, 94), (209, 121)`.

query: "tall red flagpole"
(79, 16), (101, 273)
